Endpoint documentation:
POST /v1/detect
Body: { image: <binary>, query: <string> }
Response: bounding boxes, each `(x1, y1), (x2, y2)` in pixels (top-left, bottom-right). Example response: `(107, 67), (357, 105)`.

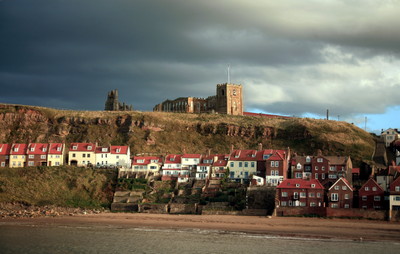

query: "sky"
(1, 0), (400, 133)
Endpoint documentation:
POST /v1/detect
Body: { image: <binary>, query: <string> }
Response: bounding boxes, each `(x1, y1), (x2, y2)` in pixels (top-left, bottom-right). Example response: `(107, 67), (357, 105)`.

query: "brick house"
(26, 143), (49, 167)
(9, 143), (28, 168)
(0, 144), (11, 167)
(358, 178), (385, 209)
(291, 154), (352, 188)
(389, 176), (400, 220)
(276, 179), (324, 208)
(327, 177), (354, 209)
(210, 156), (228, 180)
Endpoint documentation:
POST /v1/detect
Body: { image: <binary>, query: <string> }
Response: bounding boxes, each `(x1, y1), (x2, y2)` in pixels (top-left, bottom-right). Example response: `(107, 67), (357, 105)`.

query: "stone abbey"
(105, 89), (133, 111)
(153, 83), (243, 115)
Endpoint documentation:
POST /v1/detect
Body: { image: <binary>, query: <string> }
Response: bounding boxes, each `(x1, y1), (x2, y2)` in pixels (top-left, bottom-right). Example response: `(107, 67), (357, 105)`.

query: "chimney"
(258, 143), (263, 151)
(230, 144), (234, 153)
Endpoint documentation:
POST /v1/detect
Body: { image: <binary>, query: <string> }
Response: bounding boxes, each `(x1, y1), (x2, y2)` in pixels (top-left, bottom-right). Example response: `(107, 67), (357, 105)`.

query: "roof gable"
(48, 143), (64, 154)
(328, 177), (353, 191)
(277, 179), (324, 190)
(10, 144), (28, 155)
(27, 143), (49, 155)
(69, 143), (96, 152)
(0, 144), (11, 155)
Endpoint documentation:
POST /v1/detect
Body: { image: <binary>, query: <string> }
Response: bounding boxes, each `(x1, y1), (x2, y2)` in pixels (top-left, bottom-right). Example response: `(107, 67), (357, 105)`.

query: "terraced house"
(327, 177), (354, 209)
(26, 143), (49, 167)
(0, 144), (11, 167)
(132, 156), (163, 172)
(276, 179), (324, 208)
(47, 143), (65, 166)
(161, 154), (182, 181)
(9, 143), (28, 168)
(68, 143), (96, 167)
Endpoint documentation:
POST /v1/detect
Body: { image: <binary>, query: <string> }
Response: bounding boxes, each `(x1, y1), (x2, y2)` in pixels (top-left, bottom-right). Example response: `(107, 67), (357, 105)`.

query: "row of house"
(0, 143), (130, 168)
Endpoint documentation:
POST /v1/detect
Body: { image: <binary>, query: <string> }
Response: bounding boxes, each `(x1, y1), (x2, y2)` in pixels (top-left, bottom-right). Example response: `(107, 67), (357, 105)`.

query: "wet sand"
(2, 213), (400, 242)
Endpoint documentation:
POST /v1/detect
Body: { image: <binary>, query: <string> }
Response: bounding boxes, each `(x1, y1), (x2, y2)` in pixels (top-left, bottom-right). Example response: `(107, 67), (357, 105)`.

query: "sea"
(0, 222), (399, 254)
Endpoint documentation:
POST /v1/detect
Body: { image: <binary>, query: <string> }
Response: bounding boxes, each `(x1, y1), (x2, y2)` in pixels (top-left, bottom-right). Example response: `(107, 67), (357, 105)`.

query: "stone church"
(104, 89), (133, 111)
(153, 83), (243, 115)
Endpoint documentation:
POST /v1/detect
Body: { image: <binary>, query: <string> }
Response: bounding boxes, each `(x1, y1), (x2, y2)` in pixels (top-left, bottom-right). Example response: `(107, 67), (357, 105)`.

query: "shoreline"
(2, 213), (400, 243)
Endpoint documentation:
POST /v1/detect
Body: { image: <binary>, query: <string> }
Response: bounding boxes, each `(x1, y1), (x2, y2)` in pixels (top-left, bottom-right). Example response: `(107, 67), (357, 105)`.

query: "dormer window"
(311, 184), (316, 188)
(295, 184), (300, 187)
(116, 149), (121, 153)
(170, 158), (175, 162)
(306, 156), (311, 163)
(14, 148), (19, 152)
(57, 147), (61, 152)
(102, 148), (108, 152)
(317, 158), (323, 163)
(87, 146), (92, 150)
(73, 146), (77, 150)
(30, 148), (35, 152)
(43, 148), (47, 152)
(137, 159), (144, 163)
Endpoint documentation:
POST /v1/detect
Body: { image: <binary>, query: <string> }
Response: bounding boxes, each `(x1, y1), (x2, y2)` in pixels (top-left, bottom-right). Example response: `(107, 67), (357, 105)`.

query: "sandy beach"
(2, 213), (400, 242)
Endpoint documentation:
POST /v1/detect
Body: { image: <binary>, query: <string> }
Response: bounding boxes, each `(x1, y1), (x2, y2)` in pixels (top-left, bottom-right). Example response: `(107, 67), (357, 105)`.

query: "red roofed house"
(181, 154), (202, 182)
(264, 149), (290, 186)
(9, 143), (28, 168)
(110, 146), (130, 168)
(358, 178), (385, 210)
(327, 177), (354, 209)
(0, 144), (11, 167)
(196, 155), (214, 180)
(276, 179), (324, 208)
(389, 176), (400, 220)
(47, 143), (65, 166)
(210, 155), (228, 180)
(227, 150), (258, 183)
(162, 154), (182, 181)
(26, 143), (49, 167)
(132, 156), (162, 172)
(68, 143), (96, 167)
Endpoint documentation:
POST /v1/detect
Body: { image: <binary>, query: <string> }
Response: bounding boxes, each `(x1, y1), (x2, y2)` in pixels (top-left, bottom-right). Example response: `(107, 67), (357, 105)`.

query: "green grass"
(0, 166), (117, 208)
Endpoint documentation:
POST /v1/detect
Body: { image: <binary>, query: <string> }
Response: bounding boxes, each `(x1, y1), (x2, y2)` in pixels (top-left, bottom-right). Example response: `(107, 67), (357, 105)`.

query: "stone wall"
(276, 207), (388, 220)
(169, 204), (198, 214)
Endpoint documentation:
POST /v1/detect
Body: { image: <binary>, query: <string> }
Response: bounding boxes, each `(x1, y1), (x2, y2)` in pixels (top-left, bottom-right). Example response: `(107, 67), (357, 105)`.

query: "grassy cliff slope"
(0, 103), (374, 165)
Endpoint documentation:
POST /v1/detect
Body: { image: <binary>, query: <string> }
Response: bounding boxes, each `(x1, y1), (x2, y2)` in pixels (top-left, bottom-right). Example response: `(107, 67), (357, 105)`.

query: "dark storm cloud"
(1, 0), (400, 118)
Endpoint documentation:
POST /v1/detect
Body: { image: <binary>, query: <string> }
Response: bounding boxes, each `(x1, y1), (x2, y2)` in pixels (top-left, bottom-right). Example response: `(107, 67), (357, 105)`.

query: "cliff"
(0, 103), (375, 165)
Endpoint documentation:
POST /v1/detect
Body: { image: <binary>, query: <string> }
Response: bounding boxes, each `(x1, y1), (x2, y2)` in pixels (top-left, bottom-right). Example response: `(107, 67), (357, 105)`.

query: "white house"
(381, 128), (400, 147)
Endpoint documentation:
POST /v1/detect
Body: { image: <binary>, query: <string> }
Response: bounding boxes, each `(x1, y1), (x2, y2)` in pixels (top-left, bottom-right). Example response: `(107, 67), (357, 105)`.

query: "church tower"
(105, 89), (119, 111)
(216, 83), (243, 115)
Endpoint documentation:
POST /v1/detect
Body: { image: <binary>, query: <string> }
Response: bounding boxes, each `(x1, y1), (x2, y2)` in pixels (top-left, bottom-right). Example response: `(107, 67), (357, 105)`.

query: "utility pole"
(326, 109), (329, 120)
(365, 117), (367, 131)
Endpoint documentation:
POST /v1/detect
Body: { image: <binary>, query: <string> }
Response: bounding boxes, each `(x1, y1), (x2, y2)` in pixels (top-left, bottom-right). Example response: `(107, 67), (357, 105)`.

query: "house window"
(365, 187), (369, 191)
(275, 170), (279, 176)
(296, 163), (301, 169)
(271, 161), (275, 167)
(239, 162), (242, 167)
(342, 186), (347, 190)
(310, 202), (316, 207)
(230, 172), (234, 178)
(306, 156), (311, 163)
(293, 192), (299, 199)
(344, 204), (350, 209)
(288, 200), (293, 206)
(322, 166), (325, 171)
(396, 186), (400, 192)
(334, 186), (339, 190)
(73, 146), (77, 150)
(311, 184), (315, 188)
(331, 203), (338, 208)
(28, 161), (34, 166)
(309, 192), (315, 198)
(300, 202), (306, 207)
(275, 161), (279, 167)
(251, 162), (255, 167)
(315, 173), (318, 179)
(328, 174), (337, 179)
(245, 162), (248, 167)
(87, 146), (92, 150)
(230, 162), (234, 167)
(29, 155), (34, 159)
(300, 192), (306, 198)
(374, 196), (381, 201)
(344, 194), (349, 199)
(362, 196), (367, 201)
(83, 154), (86, 158)
(116, 149), (121, 153)
(372, 187), (377, 191)
(116, 156), (119, 159)
(55, 162), (60, 166)
(295, 173), (302, 178)
(281, 201), (287, 207)
(0, 162), (5, 167)
(331, 193), (339, 201)
(281, 192), (288, 197)
(41, 155), (46, 159)
(322, 173), (325, 179)
(317, 158), (323, 163)
(87, 154), (91, 158)
(72, 153), (76, 158)
(330, 166), (335, 171)
(30, 148), (34, 152)
(295, 184), (300, 187)
(315, 166), (318, 171)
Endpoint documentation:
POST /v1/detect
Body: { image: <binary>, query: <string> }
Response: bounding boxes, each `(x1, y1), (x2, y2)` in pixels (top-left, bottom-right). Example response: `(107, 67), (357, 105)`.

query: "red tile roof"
(110, 146), (129, 155)
(277, 179), (324, 189)
(229, 150), (258, 161)
(352, 168), (360, 174)
(69, 143), (96, 152)
(27, 143), (49, 155)
(182, 154), (202, 159)
(10, 144), (28, 155)
(390, 176), (400, 192)
(213, 159), (228, 167)
(48, 143), (64, 155)
(0, 144), (11, 155)
(132, 156), (162, 165)
(95, 146), (109, 154)
(165, 154), (182, 164)
(359, 178), (384, 193)
(328, 177), (354, 191)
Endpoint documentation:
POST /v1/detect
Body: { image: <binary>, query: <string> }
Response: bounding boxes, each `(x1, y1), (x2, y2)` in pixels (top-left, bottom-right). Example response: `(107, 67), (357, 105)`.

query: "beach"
(2, 213), (400, 242)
